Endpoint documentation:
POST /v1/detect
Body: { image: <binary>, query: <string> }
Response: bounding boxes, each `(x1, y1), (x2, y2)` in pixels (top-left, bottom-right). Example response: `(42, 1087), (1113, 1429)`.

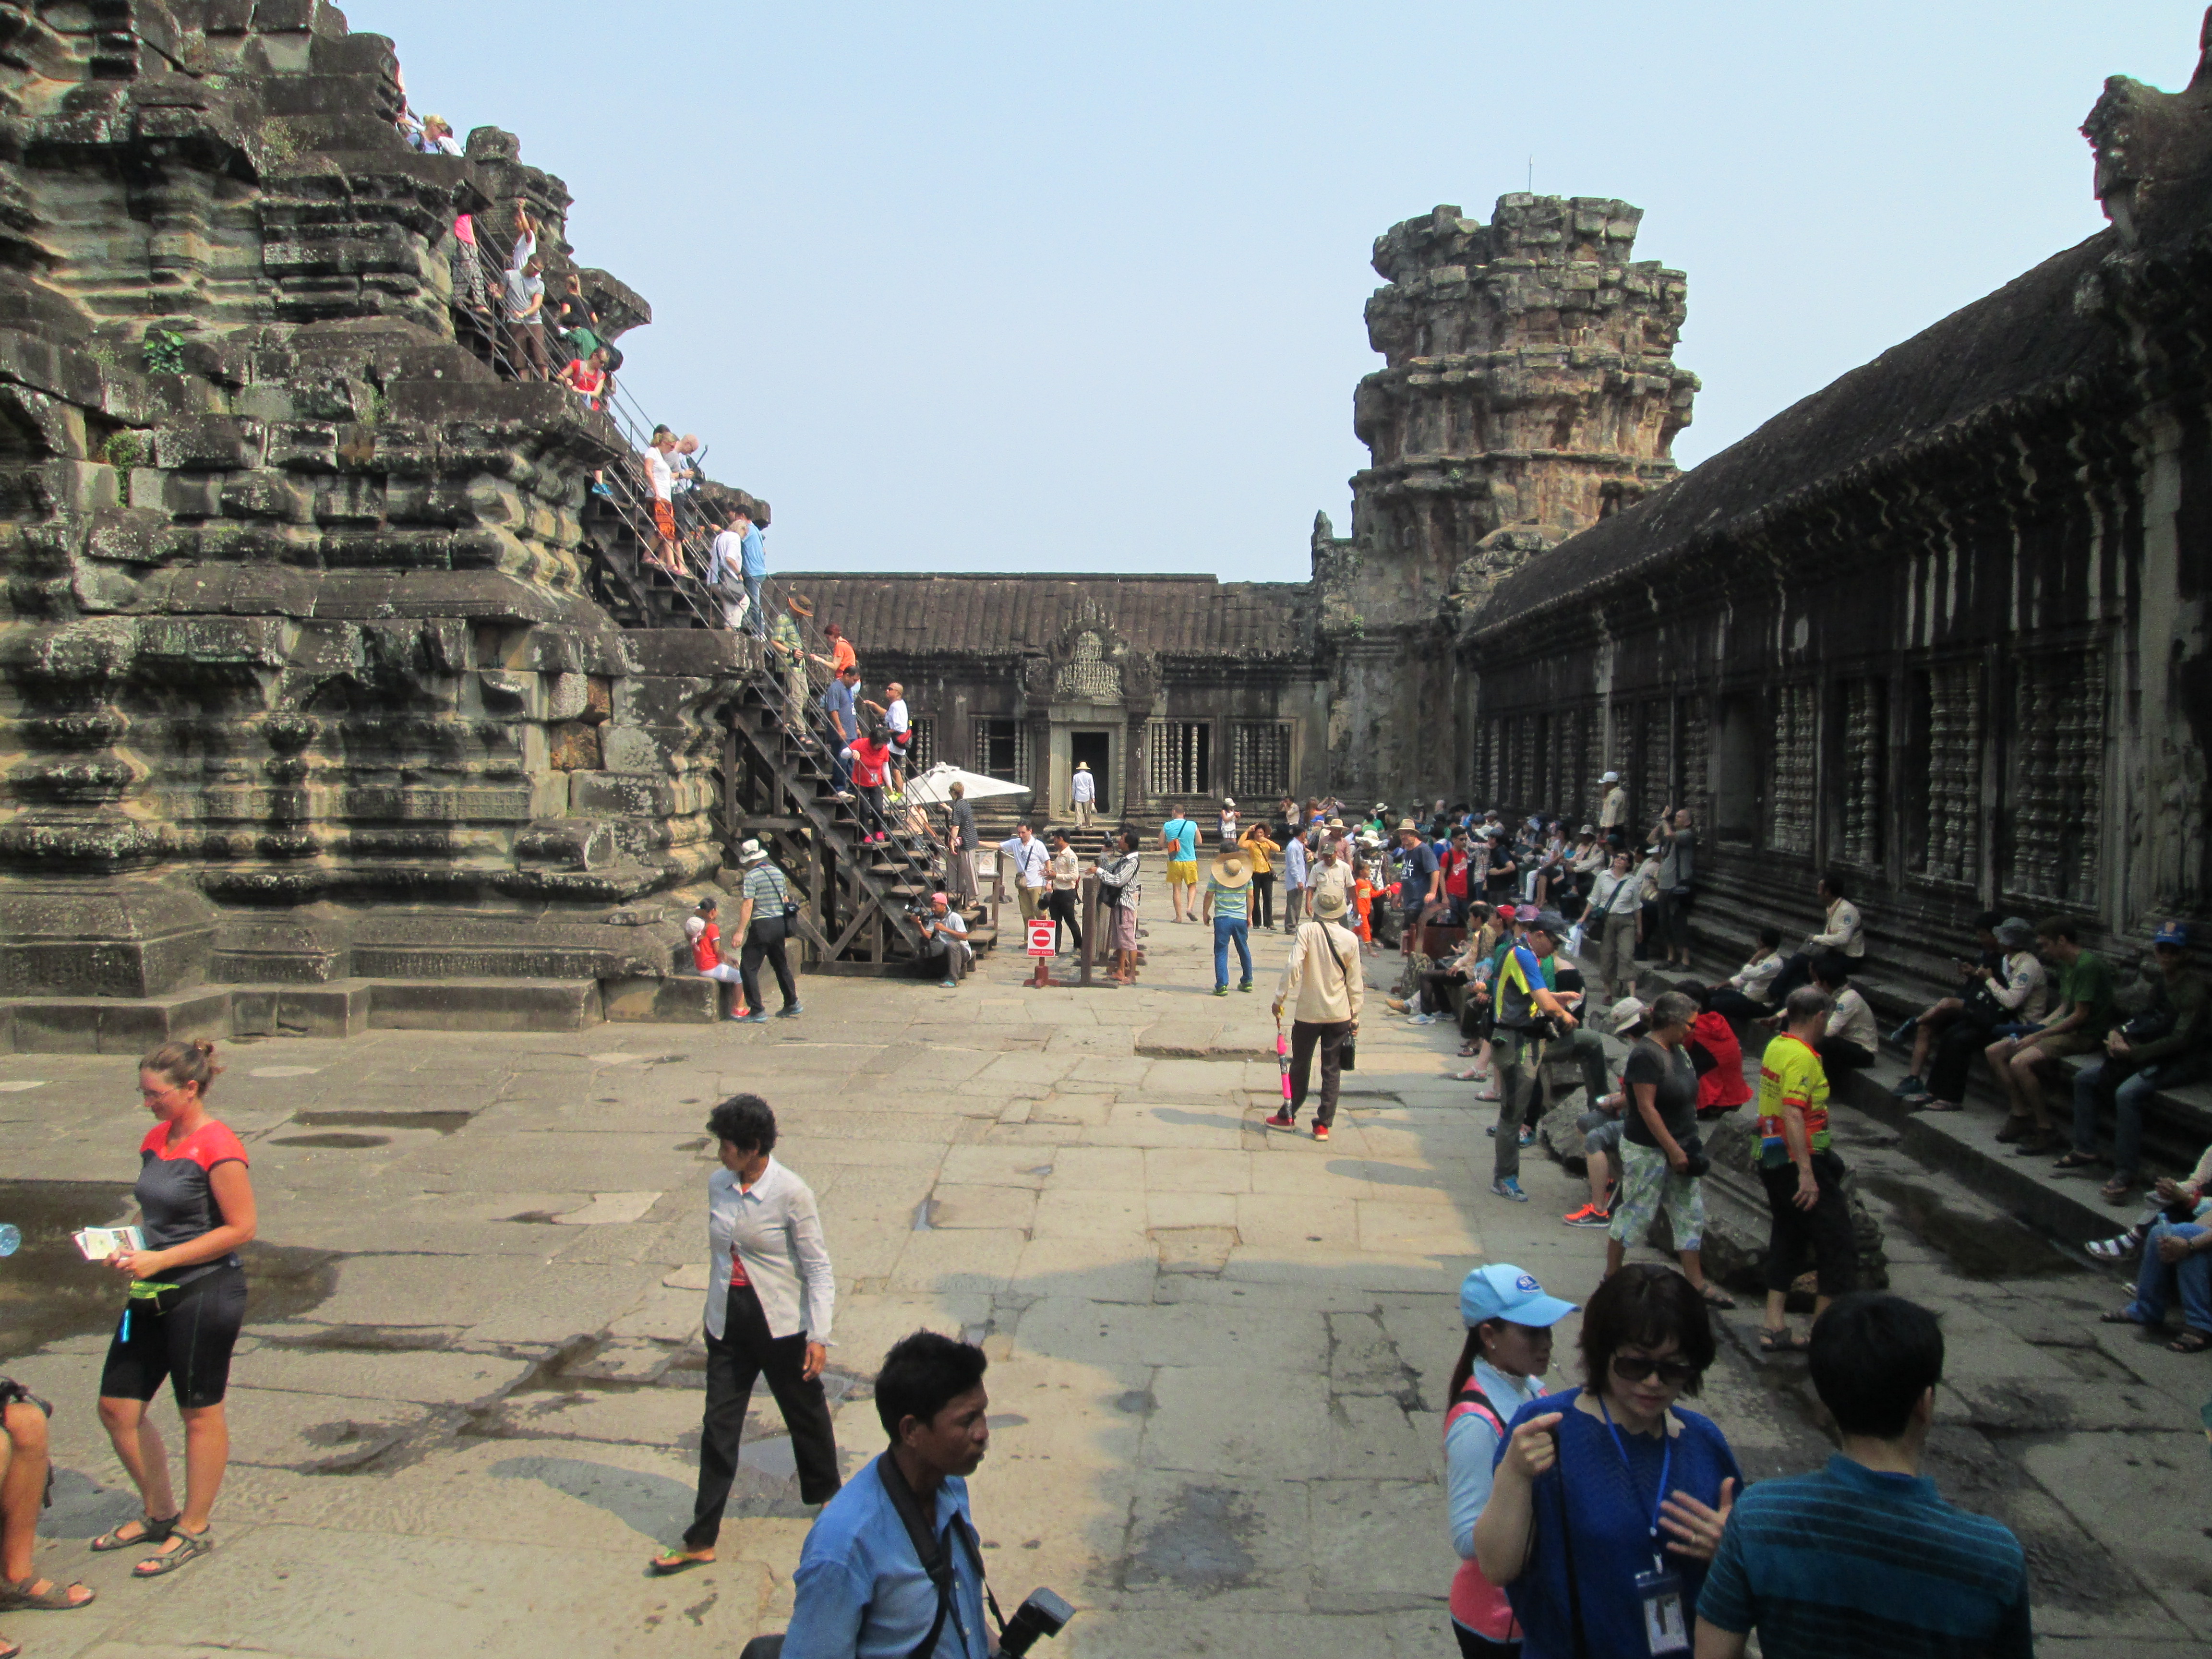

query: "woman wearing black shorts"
(92, 1040), (256, 1578)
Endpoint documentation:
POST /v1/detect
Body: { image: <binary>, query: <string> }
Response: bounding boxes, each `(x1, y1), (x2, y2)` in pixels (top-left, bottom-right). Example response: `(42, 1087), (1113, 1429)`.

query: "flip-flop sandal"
(2100, 1307), (2148, 1326)
(1757, 1328), (1809, 1354)
(1, 1635), (20, 1659)
(648, 1551), (714, 1576)
(1698, 1284), (1738, 1310)
(1919, 1099), (1963, 1112)
(2052, 1152), (2101, 1170)
(131, 1526), (213, 1578)
(0, 1577), (95, 1611)
(2100, 1179), (2135, 1203)
(90, 1515), (177, 1553)
(2168, 1330), (2212, 1354)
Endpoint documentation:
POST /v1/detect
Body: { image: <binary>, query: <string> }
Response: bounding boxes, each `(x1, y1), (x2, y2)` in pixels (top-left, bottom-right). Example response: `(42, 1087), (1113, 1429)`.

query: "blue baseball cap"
(1460, 1263), (1578, 1330)
(2154, 920), (2190, 948)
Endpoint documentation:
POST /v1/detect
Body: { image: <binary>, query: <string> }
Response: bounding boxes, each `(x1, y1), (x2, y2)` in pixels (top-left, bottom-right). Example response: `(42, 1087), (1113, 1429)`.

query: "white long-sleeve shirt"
(703, 1157), (834, 1344)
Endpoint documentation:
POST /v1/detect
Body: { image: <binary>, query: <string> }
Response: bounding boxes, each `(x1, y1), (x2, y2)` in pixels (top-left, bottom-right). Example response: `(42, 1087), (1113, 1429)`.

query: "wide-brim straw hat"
(788, 594), (815, 618)
(1312, 887), (1350, 920)
(1209, 854), (1251, 889)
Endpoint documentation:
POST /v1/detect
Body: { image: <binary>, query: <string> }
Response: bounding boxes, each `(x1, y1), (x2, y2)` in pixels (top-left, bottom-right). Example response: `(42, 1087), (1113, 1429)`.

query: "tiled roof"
(1473, 229), (2123, 627)
(773, 573), (1316, 657)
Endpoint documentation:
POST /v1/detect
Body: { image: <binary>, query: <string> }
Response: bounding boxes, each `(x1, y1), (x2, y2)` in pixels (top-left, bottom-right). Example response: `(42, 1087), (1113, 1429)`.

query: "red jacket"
(1690, 1010), (1750, 1110)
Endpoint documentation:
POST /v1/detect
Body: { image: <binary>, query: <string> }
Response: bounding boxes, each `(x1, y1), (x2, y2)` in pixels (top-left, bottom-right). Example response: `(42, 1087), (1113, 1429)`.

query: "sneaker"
(1311, 1123), (1330, 1142)
(1408, 1012), (1438, 1025)
(738, 1011), (769, 1024)
(1563, 1202), (1611, 1228)
(939, 978), (958, 989)
(1238, 982), (1254, 993)
(777, 1004), (804, 1018)
(1889, 1074), (1927, 1099)
(1263, 1111), (1295, 1130)
(1519, 1127), (1535, 1147)
(1213, 986), (1230, 997)
(1491, 1177), (1528, 1203)
(1887, 1016), (1920, 1047)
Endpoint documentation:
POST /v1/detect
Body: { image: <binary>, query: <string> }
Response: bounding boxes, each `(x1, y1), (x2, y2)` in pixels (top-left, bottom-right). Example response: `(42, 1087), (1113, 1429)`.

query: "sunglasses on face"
(1611, 1354), (1698, 1386)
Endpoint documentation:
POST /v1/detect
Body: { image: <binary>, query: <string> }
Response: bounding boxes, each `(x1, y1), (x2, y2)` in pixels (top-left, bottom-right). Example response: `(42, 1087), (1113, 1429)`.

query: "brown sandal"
(2168, 1330), (2212, 1354)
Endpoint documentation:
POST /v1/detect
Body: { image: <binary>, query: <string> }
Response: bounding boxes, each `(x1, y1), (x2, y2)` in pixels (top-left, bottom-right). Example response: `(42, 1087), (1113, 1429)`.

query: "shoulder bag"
(1317, 921), (1359, 1070)
(876, 1453), (1004, 1659)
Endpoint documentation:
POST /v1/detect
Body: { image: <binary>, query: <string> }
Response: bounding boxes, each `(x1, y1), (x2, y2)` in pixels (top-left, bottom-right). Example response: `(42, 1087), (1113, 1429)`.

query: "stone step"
(0, 987), (232, 1054)
(367, 977), (604, 1033)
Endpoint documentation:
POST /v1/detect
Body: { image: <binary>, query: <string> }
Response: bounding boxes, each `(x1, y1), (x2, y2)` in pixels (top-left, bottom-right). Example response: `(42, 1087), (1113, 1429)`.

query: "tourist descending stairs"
(446, 235), (995, 972)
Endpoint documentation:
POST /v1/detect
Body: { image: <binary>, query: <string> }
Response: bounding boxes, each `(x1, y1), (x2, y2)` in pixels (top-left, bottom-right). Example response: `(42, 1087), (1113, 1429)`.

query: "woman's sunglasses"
(1611, 1354), (1699, 1386)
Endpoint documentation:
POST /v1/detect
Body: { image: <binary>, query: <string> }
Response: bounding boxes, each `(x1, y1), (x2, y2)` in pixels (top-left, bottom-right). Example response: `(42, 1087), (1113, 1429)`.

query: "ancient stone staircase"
(445, 256), (988, 973)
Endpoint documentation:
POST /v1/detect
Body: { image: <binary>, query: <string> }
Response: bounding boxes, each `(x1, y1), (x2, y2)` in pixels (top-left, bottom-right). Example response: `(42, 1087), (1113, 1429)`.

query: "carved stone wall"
(0, 0), (754, 1005)
(1455, 15), (2212, 978)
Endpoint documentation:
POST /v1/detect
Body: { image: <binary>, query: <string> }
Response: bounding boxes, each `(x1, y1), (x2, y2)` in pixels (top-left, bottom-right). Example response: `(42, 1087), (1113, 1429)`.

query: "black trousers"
(1047, 887), (1083, 954)
(1759, 1152), (1858, 1297)
(740, 925), (799, 1012)
(1816, 1036), (1875, 1081)
(685, 1284), (841, 1546)
(1251, 873), (1274, 928)
(1287, 1019), (1351, 1126)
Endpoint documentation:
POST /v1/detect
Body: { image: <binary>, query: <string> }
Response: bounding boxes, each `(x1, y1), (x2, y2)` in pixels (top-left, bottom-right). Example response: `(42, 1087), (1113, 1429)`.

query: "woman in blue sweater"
(1474, 1264), (1743, 1658)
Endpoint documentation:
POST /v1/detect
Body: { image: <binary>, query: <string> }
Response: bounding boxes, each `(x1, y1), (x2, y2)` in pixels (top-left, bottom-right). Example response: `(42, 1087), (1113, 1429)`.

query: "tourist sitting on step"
(2085, 1143), (2212, 1263)
(1801, 953), (1879, 1084)
(685, 897), (747, 1020)
(1888, 911), (2006, 1097)
(0, 1373), (97, 1651)
(1907, 918), (2047, 1118)
(2067, 922), (2212, 1205)
(1993, 916), (2116, 1156)
(1762, 872), (1867, 1006)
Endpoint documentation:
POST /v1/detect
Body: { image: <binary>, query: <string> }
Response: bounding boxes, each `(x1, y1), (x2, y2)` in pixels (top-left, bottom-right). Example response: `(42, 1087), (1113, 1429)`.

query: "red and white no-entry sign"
(1027, 919), (1055, 957)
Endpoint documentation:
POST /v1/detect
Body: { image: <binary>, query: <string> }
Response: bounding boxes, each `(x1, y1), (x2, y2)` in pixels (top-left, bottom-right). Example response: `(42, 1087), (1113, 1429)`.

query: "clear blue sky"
(354, 1), (2204, 582)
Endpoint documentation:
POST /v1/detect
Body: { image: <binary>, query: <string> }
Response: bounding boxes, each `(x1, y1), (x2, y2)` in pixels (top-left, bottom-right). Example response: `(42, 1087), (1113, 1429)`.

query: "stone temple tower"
(1316, 195), (1697, 807)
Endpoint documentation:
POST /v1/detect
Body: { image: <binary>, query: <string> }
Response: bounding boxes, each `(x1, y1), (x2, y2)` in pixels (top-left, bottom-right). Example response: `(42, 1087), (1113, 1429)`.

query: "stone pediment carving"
(1051, 628), (1122, 705)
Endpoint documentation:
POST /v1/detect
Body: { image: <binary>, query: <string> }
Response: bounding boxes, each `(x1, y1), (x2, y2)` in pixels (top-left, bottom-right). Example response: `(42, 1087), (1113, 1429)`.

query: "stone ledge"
(0, 988), (232, 1054)
(229, 978), (371, 1040)
(366, 977), (603, 1033)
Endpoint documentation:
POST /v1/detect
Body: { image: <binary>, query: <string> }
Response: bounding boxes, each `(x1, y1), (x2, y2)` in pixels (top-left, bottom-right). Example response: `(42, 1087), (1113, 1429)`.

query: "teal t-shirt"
(1207, 878), (1249, 920)
(1164, 818), (1198, 862)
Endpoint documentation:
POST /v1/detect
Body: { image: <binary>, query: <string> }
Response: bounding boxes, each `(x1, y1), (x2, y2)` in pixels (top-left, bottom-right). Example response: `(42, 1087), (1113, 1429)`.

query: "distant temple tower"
(1317, 195), (1697, 807)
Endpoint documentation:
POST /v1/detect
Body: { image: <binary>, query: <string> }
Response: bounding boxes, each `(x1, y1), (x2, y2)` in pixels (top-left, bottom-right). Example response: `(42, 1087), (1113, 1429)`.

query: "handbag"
(1318, 923), (1359, 1071)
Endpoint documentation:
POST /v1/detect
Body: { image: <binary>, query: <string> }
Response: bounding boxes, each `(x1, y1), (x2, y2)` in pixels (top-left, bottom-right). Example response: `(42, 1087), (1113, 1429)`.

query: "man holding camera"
(918, 891), (970, 990)
(781, 1331), (1072, 1659)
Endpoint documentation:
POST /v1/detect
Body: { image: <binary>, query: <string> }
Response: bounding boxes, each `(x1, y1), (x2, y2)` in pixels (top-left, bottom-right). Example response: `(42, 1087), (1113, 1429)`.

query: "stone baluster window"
(907, 718), (935, 772)
(1637, 704), (1669, 825)
(1230, 722), (1293, 799)
(1147, 720), (1211, 798)
(1908, 664), (1982, 885)
(1511, 715), (1536, 809)
(1840, 680), (1886, 868)
(1768, 685), (1818, 855)
(2004, 653), (2104, 903)
(1484, 717), (1504, 805)
(1579, 707), (1601, 824)
(975, 719), (1030, 783)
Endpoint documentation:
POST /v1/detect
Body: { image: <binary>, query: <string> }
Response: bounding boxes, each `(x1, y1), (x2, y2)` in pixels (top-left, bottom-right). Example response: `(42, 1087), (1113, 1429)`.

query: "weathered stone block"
(603, 974), (717, 1023)
(366, 977), (602, 1033)
(3, 988), (232, 1054)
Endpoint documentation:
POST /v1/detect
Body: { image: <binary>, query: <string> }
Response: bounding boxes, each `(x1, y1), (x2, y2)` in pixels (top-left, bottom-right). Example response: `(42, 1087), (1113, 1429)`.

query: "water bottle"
(0, 1224), (19, 1257)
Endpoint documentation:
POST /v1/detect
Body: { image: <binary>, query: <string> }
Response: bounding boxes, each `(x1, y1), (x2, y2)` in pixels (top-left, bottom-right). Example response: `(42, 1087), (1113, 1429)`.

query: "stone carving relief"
(1769, 685), (1818, 855)
(1914, 664), (1983, 885)
(1052, 630), (1122, 704)
(2008, 653), (2104, 904)
(1841, 680), (1885, 868)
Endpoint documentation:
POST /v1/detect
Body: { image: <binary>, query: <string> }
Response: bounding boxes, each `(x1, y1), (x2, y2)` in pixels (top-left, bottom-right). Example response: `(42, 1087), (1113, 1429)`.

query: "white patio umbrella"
(902, 762), (1033, 806)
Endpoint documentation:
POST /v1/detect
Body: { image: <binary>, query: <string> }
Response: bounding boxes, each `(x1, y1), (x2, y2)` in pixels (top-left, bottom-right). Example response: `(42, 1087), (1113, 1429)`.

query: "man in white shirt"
(640, 426), (683, 575)
(1071, 760), (1097, 827)
(999, 823), (1050, 926)
(705, 511), (752, 632)
(864, 683), (912, 793)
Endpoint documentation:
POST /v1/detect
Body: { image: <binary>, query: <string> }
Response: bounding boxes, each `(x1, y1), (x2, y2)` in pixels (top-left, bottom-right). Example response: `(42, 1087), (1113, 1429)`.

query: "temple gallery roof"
(776, 573), (1316, 657)
(1472, 227), (2125, 628)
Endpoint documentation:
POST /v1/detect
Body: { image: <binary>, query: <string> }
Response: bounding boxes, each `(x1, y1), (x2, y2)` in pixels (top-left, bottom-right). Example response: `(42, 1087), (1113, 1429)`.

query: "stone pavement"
(0, 916), (2203, 1657)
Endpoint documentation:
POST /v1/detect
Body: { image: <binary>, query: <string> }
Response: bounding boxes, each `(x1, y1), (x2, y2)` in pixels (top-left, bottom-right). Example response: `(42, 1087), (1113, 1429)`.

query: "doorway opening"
(1071, 731), (1112, 813)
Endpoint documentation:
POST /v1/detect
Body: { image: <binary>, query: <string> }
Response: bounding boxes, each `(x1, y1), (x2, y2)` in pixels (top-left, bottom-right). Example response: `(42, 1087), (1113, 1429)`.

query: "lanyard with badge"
(1598, 1395), (1691, 1655)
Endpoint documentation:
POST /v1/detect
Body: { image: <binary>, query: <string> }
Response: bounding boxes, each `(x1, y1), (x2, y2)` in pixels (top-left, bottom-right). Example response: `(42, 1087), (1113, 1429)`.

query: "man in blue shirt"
(785, 1331), (994, 1659)
(1695, 1293), (2032, 1659)
(733, 507), (768, 638)
(1395, 822), (1441, 932)
(1281, 827), (1310, 931)
(821, 666), (860, 799)
(1159, 803), (1201, 924)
